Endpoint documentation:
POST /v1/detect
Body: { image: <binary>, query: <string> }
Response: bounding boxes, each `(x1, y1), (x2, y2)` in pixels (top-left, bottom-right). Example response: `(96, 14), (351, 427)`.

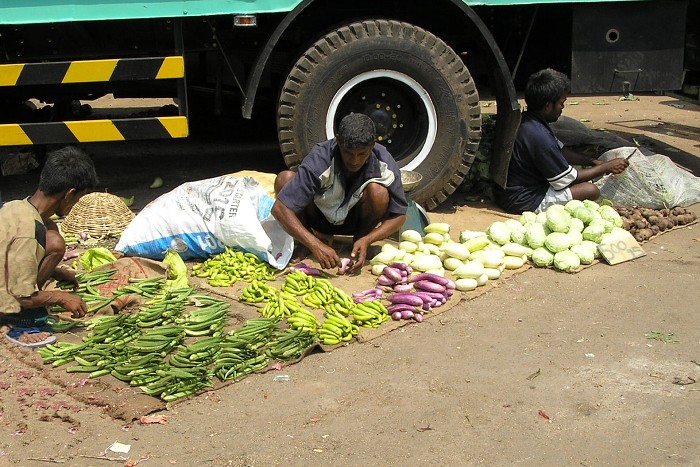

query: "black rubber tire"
(277, 20), (481, 210)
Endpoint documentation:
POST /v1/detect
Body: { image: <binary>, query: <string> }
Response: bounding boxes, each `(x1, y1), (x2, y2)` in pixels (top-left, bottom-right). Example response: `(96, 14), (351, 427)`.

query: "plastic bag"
(594, 147), (700, 209)
(80, 247), (117, 271)
(163, 249), (189, 290)
(115, 175), (293, 269)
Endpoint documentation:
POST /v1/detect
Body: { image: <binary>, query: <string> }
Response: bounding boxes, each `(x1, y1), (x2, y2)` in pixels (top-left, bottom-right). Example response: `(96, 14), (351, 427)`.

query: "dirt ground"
(0, 93), (699, 466)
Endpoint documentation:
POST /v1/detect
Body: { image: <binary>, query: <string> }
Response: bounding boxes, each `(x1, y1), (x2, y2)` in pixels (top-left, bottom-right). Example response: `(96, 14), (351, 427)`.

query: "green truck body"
(0, 0), (694, 209)
(0, 0), (648, 24)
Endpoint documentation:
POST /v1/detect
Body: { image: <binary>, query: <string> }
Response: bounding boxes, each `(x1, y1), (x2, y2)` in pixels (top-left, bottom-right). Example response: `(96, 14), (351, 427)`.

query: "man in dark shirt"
(494, 68), (629, 214)
(272, 113), (407, 274)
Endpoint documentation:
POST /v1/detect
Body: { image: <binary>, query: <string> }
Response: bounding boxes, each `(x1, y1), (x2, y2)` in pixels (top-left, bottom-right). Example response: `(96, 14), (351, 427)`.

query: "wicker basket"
(61, 192), (135, 237)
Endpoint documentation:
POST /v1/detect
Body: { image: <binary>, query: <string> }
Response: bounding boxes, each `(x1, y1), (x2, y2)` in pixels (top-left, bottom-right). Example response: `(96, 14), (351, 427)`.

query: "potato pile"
(614, 206), (697, 242)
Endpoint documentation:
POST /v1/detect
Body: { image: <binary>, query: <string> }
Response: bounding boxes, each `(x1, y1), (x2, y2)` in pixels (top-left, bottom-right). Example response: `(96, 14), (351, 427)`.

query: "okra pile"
(43, 248), (404, 402)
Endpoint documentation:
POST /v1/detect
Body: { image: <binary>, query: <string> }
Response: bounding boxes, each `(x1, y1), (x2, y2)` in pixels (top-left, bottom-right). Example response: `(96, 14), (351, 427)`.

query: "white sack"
(115, 175), (293, 269)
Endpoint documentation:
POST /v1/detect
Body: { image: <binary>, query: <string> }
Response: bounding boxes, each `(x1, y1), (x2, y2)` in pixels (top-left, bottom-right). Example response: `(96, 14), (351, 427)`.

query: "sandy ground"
(0, 93), (699, 466)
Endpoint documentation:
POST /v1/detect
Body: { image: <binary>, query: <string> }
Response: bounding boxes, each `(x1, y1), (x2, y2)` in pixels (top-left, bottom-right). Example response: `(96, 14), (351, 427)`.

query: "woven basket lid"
(61, 192), (134, 236)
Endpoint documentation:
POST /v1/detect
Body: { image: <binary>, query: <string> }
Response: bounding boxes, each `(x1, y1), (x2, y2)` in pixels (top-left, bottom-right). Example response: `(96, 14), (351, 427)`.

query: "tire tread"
(277, 19), (482, 209)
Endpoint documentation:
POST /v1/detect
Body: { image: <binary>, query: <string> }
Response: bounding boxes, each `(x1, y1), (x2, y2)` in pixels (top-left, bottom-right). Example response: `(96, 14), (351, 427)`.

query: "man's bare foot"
(17, 331), (52, 345)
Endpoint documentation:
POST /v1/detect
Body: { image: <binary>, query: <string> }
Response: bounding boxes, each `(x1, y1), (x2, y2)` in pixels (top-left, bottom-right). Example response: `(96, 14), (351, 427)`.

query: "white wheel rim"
(325, 70), (437, 171)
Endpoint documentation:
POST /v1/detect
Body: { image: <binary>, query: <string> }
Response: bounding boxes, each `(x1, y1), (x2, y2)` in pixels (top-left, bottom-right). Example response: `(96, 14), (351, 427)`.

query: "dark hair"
(524, 68), (571, 111)
(336, 113), (377, 149)
(38, 146), (99, 195)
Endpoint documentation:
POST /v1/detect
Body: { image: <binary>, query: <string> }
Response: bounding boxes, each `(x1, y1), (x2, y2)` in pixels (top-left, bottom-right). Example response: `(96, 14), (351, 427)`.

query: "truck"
(0, 0), (695, 210)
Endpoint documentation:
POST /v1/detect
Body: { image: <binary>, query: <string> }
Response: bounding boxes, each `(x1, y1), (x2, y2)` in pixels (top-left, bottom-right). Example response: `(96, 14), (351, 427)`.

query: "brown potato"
(677, 214), (695, 225)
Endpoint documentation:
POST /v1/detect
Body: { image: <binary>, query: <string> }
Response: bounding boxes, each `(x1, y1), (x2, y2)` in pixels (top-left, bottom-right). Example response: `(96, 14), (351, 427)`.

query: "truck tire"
(278, 19), (481, 210)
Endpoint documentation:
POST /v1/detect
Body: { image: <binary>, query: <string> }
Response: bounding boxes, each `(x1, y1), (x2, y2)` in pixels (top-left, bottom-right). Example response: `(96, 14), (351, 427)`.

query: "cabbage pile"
(486, 200), (626, 273)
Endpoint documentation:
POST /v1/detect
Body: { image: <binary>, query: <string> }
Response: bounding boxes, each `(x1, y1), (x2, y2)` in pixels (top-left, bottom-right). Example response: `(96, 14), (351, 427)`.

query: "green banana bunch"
(318, 308), (359, 346)
(240, 281), (280, 303)
(286, 307), (320, 333)
(281, 271), (316, 296)
(260, 291), (299, 319)
(351, 300), (390, 328)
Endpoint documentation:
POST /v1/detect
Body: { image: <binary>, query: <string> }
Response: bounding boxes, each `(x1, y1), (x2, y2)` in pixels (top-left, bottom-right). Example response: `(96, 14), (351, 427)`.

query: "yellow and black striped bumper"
(0, 117), (188, 146)
(0, 56), (188, 146)
(0, 56), (184, 86)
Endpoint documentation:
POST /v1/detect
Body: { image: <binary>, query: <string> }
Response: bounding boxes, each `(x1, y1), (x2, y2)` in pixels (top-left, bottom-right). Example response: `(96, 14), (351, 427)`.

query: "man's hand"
(349, 237), (372, 274)
(309, 241), (341, 270)
(272, 199), (342, 270)
(55, 292), (88, 318)
(604, 158), (629, 175)
(52, 267), (79, 287)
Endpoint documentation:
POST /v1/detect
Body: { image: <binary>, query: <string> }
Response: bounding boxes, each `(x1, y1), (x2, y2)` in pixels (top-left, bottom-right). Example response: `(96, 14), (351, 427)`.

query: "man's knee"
(572, 183), (600, 201)
(362, 182), (390, 207)
(274, 170), (296, 195)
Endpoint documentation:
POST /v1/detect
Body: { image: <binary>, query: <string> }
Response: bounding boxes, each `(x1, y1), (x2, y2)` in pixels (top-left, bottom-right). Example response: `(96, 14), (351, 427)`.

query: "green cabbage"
(564, 199), (585, 214)
(510, 228), (527, 245)
(583, 199), (600, 211)
(487, 221), (512, 245)
(567, 230), (583, 246)
(520, 211), (538, 225)
(535, 211), (548, 224)
(590, 219), (613, 233)
(582, 223), (606, 243)
(545, 206), (571, 233)
(571, 244), (594, 265)
(568, 217), (585, 233)
(544, 232), (572, 253)
(581, 240), (601, 258)
(525, 222), (547, 249)
(598, 205), (623, 227)
(554, 250), (581, 272)
(547, 203), (567, 214)
(573, 206), (595, 225)
(505, 218), (525, 232)
(531, 247), (554, 267)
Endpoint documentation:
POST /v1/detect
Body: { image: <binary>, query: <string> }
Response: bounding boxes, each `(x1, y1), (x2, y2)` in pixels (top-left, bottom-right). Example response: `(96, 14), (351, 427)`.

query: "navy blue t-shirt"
(494, 111), (575, 213)
(277, 139), (407, 225)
